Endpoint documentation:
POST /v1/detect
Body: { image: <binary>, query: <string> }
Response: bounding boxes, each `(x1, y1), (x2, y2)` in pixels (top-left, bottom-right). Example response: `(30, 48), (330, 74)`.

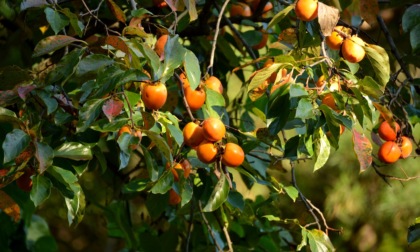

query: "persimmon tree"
(0, 0), (419, 251)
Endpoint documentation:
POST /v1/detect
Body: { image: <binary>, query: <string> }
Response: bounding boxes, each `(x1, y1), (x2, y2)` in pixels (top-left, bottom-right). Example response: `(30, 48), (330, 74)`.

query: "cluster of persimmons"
(377, 121), (412, 164)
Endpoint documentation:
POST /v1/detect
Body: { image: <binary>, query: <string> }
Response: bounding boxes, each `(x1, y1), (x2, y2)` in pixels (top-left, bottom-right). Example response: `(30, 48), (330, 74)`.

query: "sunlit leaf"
(267, 5), (294, 29)
(0, 190), (20, 222)
(313, 129), (330, 172)
(151, 170), (173, 194)
(33, 35), (84, 57)
(290, 83), (308, 98)
(284, 186), (299, 202)
(352, 129), (372, 172)
(317, 2), (340, 36)
(157, 35), (186, 82)
(203, 173), (230, 212)
(248, 63), (281, 92)
(122, 178), (150, 193)
(144, 130), (173, 164)
(296, 98), (315, 120)
(307, 229), (335, 252)
(361, 44), (390, 88)
(2, 129), (30, 164)
(183, 50), (201, 90)
(106, 0), (126, 23)
(65, 183), (85, 226)
(54, 142), (93, 161)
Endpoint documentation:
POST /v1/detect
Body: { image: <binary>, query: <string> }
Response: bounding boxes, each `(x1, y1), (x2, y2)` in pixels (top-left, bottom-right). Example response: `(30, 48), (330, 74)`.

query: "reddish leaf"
(106, 0), (126, 23)
(17, 85), (36, 100)
(0, 190), (21, 222)
(105, 36), (129, 54)
(359, 0), (379, 27)
(102, 98), (124, 121)
(352, 129), (373, 172)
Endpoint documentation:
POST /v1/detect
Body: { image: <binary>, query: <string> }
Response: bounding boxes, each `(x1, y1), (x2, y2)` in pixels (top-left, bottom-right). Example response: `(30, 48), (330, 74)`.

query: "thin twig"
(207, 0), (230, 76)
(291, 164), (321, 230)
(130, 0), (137, 10)
(80, 0), (121, 36)
(198, 201), (223, 252)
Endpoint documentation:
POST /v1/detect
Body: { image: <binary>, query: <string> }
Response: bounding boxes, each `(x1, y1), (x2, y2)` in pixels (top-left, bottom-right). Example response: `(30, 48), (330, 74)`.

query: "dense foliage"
(0, 0), (419, 251)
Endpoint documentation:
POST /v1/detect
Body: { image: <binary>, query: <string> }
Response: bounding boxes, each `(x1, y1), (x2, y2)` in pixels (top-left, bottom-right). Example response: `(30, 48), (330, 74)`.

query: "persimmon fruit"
(341, 36), (366, 63)
(295, 0), (318, 22)
(183, 122), (205, 147)
(169, 189), (181, 205)
(205, 76), (223, 94)
(252, 30), (269, 50)
(378, 121), (400, 141)
(196, 141), (218, 164)
(321, 93), (338, 111)
(378, 141), (401, 164)
(155, 34), (168, 59)
(325, 26), (347, 50)
(222, 143), (245, 167)
(179, 72), (190, 89)
(141, 82), (167, 110)
(399, 136), (412, 159)
(230, 2), (252, 17)
(316, 75), (326, 88)
(184, 86), (206, 111)
(202, 118), (226, 142)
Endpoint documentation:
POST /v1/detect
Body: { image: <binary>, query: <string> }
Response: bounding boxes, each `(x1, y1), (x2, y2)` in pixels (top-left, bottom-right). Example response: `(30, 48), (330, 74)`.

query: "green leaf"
(408, 218), (420, 244)
(137, 42), (161, 79)
(76, 54), (114, 76)
(36, 90), (58, 115)
(144, 130), (173, 164)
(307, 229), (335, 252)
(157, 35), (186, 82)
(46, 166), (76, 199)
(105, 201), (138, 248)
(184, 0), (198, 21)
(296, 98), (315, 119)
(297, 227), (308, 251)
(2, 129), (30, 164)
(248, 63), (281, 92)
(203, 173), (230, 212)
(262, 215), (281, 222)
(46, 48), (84, 85)
(122, 178), (150, 194)
(284, 186), (299, 202)
(352, 129), (372, 172)
(204, 89), (226, 119)
(140, 145), (159, 182)
(151, 170), (173, 194)
(405, 104), (420, 124)
(44, 7), (69, 34)
(402, 5), (420, 33)
(33, 35), (84, 57)
(409, 24), (420, 53)
(227, 190), (245, 211)
(181, 181), (193, 207)
(361, 44), (390, 88)
(61, 8), (84, 37)
(359, 76), (383, 99)
(131, 8), (153, 17)
(165, 123), (184, 147)
(30, 175), (51, 207)
(26, 215), (58, 252)
(284, 135), (300, 159)
(313, 129), (330, 172)
(65, 183), (85, 226)
(0, 107), (22, 129)
(290, 83), (309, 98)
(35, 142), (54, 173)
(77, 98), (106, 132)
(267, 5), (294, 29)
(183, 50), (201, 90)
(54, 142), (93, 161)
